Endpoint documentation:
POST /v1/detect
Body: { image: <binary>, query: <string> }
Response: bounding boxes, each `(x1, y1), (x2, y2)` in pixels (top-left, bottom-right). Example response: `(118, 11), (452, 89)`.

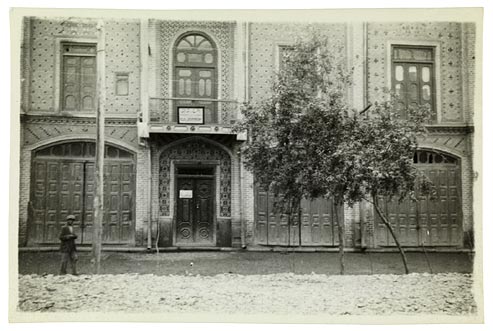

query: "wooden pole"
(92, 20), (105, 274)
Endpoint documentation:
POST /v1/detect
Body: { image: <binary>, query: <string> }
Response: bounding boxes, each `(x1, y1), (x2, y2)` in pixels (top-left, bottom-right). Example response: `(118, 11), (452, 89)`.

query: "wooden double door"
(176, 175), (215, 245)
(30, 159), (134, 245)
(375, 151), (462, 247)
(255, 188), (343, 246)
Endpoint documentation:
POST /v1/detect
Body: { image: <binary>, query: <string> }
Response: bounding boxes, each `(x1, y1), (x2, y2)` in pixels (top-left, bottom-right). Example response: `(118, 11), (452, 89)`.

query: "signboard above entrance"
(179, 190), (193, 199)
(178, 107), (205, 124)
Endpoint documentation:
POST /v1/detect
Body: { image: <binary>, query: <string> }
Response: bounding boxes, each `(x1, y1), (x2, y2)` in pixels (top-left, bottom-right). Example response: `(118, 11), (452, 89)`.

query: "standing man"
(59, 215), (78, 275)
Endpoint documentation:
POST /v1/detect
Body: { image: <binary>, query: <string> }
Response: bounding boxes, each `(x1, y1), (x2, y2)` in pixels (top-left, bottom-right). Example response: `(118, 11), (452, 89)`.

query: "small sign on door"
(179, 190), (193, 199)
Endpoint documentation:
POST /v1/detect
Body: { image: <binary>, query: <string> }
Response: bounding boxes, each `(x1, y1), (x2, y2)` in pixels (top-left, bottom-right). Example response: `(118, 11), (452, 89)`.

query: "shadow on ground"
(18, 251), (474, 276)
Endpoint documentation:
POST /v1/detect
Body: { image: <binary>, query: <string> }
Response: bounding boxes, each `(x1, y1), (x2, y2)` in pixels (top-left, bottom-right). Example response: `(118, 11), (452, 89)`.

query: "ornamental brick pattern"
(21, 118), (139, 148)
(158, 139), (232, 217)
(25, 18), (141, 115)
(366, 22), (467, 123)
(17, 17), (477, 249)
(248, 23), (347, 104)
(28, 18), (97, 112)
(156, 20), (235, 123)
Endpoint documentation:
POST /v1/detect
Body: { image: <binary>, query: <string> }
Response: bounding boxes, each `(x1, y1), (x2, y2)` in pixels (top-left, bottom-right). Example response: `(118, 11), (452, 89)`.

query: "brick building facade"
(18, 16), (477, 250)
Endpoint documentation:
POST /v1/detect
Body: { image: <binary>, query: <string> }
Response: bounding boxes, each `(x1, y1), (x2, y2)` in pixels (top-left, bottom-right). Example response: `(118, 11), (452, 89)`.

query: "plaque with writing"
(178, 107), (205, 124)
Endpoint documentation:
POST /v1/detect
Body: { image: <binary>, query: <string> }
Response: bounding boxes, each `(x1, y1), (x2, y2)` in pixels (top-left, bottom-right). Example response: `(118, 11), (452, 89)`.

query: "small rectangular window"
(278, 45), (295, 72)
(391, 45), (436, 121)
(115, 73), (129, 96)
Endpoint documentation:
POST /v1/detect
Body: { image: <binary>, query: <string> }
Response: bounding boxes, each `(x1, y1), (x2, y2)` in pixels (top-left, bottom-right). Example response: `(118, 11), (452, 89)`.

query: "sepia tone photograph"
(7, 5), (484, 325)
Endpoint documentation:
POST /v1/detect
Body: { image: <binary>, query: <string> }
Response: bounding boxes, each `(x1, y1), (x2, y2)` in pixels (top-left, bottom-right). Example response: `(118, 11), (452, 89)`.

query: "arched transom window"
(173, 33), (218, 123)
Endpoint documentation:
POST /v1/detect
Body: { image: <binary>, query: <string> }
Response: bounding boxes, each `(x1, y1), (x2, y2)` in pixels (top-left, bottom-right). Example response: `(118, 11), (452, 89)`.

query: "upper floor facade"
(20, 17), (477, 140)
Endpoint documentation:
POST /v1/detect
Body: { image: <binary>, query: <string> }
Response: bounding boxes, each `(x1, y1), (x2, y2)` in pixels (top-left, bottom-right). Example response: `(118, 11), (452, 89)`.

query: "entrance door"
(176, 176), (214, 245)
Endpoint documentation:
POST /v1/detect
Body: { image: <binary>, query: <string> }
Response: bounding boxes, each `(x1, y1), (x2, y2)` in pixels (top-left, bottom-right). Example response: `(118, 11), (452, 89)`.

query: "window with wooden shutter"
(391, 45), (436, 121)
(61, 43), (97, 112)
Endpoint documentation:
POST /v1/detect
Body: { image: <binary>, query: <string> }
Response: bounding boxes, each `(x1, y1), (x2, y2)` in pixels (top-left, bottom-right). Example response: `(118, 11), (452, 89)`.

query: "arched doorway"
(375, 150), (462, 247)
(29, 141), (135, 245)
(159, 138), (232, 246)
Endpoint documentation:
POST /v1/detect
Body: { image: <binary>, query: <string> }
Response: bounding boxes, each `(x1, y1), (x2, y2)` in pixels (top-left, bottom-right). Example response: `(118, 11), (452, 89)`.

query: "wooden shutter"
(61, 43), (96, 111)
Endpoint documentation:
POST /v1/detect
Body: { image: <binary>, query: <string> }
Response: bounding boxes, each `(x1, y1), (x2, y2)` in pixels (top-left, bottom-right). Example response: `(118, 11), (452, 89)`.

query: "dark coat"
(59, 225), (77, 253)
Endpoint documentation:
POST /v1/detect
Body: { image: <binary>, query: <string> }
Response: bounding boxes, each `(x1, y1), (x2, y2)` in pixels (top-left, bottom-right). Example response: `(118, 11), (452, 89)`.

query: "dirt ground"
(15, 251), (477, 316)
(17, 272), (476, 315)
(18, 251), (474, 276)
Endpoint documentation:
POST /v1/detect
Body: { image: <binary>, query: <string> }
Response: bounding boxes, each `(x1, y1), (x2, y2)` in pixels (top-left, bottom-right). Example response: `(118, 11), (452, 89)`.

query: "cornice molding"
(425, 125), (474, 135)
(21, 114), (137, 126)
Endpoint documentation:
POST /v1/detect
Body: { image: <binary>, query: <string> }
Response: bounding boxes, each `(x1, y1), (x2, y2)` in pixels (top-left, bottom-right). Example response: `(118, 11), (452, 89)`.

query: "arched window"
(173, 33), (218, 124)
(413, 150), (458, 165)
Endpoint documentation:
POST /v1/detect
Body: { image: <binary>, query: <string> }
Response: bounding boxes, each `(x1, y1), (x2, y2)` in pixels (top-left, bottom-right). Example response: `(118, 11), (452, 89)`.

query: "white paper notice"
(179, 190), (193, 198)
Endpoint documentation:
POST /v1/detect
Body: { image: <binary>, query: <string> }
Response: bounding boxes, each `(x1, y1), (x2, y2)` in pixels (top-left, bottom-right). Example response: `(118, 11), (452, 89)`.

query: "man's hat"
(66, 215), (76, 220)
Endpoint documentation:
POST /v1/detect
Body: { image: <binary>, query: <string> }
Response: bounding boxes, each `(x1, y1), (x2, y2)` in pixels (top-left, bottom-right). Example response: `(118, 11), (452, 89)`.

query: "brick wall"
(24, 17), (140, 115)
(104, 20), (141, 115)
(366, 22), (467, 124)
(18, 149), (32, 246)
(241, 161), (255, 245)
(18, 18), (476, 249)
(248, 22), (347, 105)
(134, 144), (150, 247)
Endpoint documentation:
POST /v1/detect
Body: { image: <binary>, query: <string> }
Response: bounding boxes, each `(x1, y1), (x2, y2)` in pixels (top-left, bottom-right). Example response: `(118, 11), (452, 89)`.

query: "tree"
(235, 33), (434, 275)
(235, 33), (353, 273)
(306, 101), (434, 274)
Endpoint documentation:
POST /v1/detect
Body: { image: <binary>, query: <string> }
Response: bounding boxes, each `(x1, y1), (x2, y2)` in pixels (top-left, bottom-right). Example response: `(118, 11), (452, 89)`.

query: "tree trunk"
(298, 201), (302, 247)
(372, 195), (410, 274)
(335, 203), (345, 275)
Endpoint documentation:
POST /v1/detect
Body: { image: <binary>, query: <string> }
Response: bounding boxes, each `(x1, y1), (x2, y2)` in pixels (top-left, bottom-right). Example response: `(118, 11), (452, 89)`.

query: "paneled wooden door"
(29, 160), (134, 245)
(176, 177), (215, 246)
(375, 151), (462, 247)
(255, 187), (343, 246)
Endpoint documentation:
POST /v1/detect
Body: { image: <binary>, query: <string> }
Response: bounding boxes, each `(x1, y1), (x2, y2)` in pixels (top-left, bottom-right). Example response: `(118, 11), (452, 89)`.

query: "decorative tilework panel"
(159, 139), (231, 217)
(157, 20), (235, 123)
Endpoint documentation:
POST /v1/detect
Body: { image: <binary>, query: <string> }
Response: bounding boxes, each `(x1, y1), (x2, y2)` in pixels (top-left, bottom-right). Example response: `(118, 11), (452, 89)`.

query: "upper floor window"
(173, 33), (218, 123)
(61, 43), (97, 112)
(391, 45), (436, 121)
(277, 45), (295, 72)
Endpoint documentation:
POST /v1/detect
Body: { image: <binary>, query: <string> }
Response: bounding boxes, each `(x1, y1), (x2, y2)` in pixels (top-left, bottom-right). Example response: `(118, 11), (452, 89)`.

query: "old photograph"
(8, 7), (483, 324)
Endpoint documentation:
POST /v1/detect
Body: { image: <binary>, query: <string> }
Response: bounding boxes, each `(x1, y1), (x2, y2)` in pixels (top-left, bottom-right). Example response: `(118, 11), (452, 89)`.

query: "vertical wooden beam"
(92, 20), (106, 274)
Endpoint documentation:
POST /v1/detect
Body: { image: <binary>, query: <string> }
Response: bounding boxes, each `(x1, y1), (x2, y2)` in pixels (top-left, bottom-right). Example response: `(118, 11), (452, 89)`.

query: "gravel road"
(17, 272), (476, 315)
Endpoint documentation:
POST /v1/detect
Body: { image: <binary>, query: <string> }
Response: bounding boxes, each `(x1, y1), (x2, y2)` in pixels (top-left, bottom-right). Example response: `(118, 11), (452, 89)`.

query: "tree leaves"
(234, 33), (435, 212)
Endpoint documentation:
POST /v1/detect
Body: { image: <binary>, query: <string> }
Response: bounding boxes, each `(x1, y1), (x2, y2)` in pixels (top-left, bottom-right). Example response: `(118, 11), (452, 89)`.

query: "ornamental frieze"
(21, 115), (139, 147)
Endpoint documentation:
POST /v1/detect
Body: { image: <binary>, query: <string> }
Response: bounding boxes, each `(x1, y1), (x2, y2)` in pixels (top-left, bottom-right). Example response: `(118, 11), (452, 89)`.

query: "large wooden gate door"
(29, 142), (135, 245)
(255, 188), (343, 246)
(176, 176), (214, 245)
(376, 150), (462, 247)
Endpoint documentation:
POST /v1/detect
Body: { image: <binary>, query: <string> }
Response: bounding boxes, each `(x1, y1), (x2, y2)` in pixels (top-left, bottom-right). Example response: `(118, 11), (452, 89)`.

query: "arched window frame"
(172, 32), (219, 124)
